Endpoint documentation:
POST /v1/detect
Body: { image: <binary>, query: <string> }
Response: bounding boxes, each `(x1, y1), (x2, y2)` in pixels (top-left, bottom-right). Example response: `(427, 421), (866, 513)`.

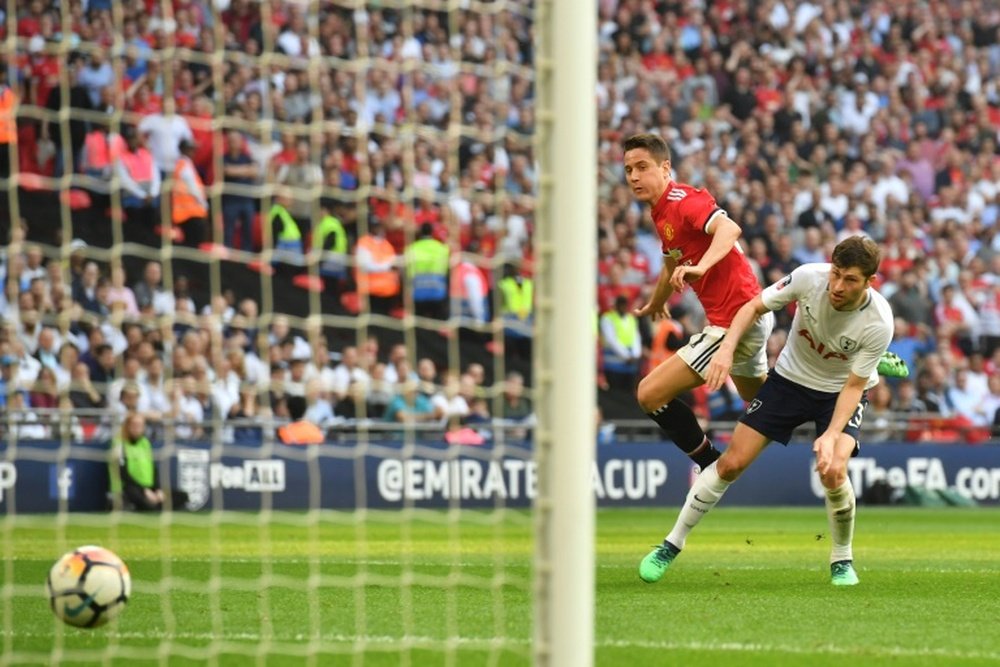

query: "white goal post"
(533, 1), (597, 665)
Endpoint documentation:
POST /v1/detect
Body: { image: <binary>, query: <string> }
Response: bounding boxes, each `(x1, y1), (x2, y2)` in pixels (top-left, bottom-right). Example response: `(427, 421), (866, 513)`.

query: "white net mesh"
(1, 0), (540, 664)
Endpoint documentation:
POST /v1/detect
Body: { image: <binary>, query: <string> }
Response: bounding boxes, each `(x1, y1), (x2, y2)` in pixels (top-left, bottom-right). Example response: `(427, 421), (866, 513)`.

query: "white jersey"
(761, 263), (893, 393)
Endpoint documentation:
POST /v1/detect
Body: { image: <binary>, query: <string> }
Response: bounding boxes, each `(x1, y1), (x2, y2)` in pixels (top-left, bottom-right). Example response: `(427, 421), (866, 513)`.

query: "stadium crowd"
(0, 1), (998, 442)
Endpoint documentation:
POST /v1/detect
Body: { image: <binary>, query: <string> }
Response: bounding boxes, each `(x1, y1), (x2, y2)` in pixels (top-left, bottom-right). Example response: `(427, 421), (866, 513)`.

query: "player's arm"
(670, 213), (742, 290)
(633, 256), (677, 321)
(704, 294), (769, 391)
(813, 372), (868, 475)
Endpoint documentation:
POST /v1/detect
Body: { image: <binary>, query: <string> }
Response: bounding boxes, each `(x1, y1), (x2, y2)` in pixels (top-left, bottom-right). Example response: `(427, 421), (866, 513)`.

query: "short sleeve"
(678, 188), (721, 233)
(760, 269), (804, 311)
(852, 326), (892, 379)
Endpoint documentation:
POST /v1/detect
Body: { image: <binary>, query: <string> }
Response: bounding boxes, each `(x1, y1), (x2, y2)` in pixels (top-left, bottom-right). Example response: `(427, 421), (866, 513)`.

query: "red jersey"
(650, 182), (760, 327)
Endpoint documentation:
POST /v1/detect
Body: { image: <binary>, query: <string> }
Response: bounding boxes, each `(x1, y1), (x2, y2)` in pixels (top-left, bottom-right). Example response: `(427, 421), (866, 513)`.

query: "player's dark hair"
(623, 133), (671, 163)
(831, 236), (881, 278)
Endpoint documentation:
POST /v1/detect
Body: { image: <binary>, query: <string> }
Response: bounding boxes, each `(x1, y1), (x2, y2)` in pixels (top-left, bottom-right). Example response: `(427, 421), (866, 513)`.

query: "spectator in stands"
(302, 377), (336, 429)
(365, 362), (395, 420)
(935, 282), (980, 358)
(33, 326), (60, 370)
(221, 130), (258, 252)
(76, 51), (112, 109)
(330, 345), (370, 404)
(105, 265), (139, 316)
(29, 364), (59, 409)
(116, 126), (161, 246)
(890, 268), (935, 329)
(68, 360), (105, 410)
(138, 98), (194, 176)
(384, 379), (436, 426)
(0, 350), (16, 409)
(947, 369), (984, 426)
(71, 261), (102, 315)
(497, 370), (533, 422)
(450, 255), (490, 326)
(979, 375), (1000, 435)
(171, 376), (204, 440)
(133, 261), (173, 316)
(53, 341), (79, 392)
(275, 139), (322, 239)
(892, 379), (927, 415)
(5, 390), (49, 439)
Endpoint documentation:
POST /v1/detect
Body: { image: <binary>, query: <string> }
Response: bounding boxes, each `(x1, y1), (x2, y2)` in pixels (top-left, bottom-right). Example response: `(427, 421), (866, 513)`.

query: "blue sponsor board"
(2, 440), (999, 512)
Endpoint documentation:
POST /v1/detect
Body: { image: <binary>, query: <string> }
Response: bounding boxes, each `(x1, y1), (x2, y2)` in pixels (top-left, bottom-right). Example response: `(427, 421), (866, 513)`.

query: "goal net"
(1, 0), (594, 665)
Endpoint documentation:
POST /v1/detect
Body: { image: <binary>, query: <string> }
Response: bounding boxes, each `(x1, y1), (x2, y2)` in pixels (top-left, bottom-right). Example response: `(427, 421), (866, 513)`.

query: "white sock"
(825, 478), (856, 564)
(665, 461), (731, 550)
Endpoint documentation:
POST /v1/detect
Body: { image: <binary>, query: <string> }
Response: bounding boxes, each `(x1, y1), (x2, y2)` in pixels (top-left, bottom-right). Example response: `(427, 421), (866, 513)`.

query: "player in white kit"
(639, 236), (894, 586)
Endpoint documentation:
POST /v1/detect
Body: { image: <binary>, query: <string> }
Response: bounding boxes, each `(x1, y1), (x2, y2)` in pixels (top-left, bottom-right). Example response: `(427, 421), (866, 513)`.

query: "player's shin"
(825, 478), (856, 564)
(665, 461), (731, 550)
(646, 400), (720, 470)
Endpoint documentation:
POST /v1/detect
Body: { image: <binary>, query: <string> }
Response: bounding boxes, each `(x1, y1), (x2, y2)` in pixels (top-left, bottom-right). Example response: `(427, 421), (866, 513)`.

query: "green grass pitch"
(2, 507), (998, 666)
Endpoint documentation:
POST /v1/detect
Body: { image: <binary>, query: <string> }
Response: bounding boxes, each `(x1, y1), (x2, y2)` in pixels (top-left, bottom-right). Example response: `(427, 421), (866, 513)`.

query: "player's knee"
(820, 465), (848, 489)
(715, 453), (746, 482)
(636, 376), (668, 412)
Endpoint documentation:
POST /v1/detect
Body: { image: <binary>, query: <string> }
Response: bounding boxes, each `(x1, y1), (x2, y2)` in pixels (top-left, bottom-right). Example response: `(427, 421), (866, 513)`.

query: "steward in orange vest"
(355, 220), (401, 314)
(170, 139), (207, 247)
(0, 74), (17, 175)
(0, 68), (17, 228)
(277, 395), (324, 445)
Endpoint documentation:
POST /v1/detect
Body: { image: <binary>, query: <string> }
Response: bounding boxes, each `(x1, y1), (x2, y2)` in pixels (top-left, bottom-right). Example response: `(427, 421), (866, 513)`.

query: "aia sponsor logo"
(798, 329), (849, 360)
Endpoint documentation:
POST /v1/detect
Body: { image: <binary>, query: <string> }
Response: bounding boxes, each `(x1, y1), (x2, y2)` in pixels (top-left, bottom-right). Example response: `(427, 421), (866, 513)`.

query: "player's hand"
(813, 432), (838, 476)
(633, 301), (669, 322)
(670, 265), (706, 290)
(704, 348), (734, 392)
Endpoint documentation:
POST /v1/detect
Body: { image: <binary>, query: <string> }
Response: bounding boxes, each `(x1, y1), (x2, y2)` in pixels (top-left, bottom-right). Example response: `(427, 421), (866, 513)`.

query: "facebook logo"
(49, 465), (75, 501)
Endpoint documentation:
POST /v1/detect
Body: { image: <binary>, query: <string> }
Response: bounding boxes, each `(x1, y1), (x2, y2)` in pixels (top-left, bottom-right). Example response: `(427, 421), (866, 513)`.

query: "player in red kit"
(623, 133), (774, 471)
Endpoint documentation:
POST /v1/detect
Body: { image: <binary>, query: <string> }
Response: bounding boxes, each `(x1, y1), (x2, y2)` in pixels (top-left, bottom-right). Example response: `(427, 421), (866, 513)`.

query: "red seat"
(340, 291), (360, 314)
(293, 274), (324, 292)
(61, 189), (91, 209)
(18, 173), (46, 191)
(153, 224), (185, 243)
(247, 260), (276, 276)
(198, 242), (231, 259)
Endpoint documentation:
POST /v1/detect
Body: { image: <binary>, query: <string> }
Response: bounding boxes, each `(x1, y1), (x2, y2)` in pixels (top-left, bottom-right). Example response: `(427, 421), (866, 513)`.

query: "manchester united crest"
(662, 223), (675, 241)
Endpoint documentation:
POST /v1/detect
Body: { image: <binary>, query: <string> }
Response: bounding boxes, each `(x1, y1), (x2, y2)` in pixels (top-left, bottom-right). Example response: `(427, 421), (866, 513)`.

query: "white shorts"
(677, 311), (774, 380)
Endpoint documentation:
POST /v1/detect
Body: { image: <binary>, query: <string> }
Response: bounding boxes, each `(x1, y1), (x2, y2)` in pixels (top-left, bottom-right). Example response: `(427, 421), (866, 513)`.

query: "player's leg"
(638, 371), (809, 582)
(729, 311), (774, 401)
(637, 328), (721, 470)
(639, 422), (771, 583)
(819, 401), (866, 586)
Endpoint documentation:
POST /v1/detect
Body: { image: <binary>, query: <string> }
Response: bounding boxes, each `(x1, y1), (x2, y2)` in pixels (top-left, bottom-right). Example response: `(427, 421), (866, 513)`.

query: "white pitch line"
(168, 559), (1000, 575)
(7, 555), (997, 575)
(1, 629), (997, 661)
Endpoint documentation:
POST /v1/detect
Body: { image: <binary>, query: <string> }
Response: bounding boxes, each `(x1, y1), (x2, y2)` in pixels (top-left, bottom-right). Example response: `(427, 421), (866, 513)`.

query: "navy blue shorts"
(738, 370), (867, 453)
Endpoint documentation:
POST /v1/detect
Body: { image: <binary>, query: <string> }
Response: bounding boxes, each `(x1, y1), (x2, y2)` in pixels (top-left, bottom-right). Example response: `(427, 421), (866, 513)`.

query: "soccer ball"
(47, 545), (131, 628)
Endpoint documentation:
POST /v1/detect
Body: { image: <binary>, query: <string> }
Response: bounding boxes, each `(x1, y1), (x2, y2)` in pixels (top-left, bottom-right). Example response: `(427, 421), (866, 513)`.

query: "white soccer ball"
(47, 545), (131, 628)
